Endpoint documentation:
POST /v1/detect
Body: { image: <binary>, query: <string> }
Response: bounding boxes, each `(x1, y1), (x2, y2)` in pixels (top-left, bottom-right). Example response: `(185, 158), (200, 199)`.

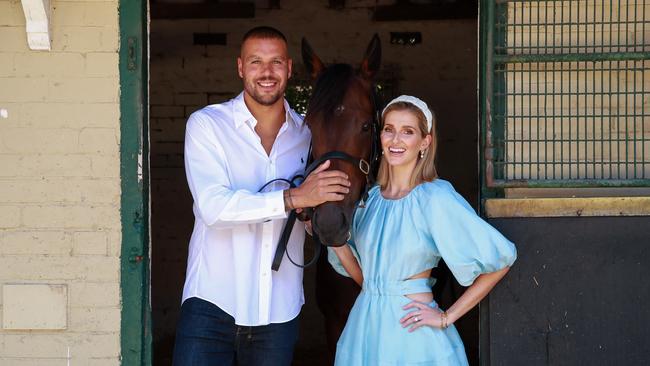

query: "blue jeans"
(172, 297), (299, 366)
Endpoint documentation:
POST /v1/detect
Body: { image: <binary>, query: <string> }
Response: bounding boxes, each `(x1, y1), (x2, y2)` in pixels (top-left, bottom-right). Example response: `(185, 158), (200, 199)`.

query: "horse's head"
(302, 35), (381, 245)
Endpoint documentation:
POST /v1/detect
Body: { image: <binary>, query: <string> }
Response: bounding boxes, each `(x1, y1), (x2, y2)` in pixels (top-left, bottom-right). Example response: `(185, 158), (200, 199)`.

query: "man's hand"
(287, 160), (350, 209)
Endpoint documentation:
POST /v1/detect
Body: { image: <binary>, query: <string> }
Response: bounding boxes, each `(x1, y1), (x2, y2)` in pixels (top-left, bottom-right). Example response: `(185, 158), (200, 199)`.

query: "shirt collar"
(233, 92), (303, 129)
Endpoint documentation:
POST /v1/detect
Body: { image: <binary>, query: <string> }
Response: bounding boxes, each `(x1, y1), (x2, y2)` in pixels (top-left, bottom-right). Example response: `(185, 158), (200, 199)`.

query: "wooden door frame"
(119, 0), (151, 364)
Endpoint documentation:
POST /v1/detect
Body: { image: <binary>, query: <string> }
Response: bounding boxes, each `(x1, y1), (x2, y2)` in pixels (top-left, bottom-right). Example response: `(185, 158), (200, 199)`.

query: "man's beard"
(244, 78), (285, 106)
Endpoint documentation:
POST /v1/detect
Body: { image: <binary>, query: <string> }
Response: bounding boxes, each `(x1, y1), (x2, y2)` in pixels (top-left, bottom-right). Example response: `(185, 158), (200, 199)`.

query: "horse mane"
(305, 63), (356, 123)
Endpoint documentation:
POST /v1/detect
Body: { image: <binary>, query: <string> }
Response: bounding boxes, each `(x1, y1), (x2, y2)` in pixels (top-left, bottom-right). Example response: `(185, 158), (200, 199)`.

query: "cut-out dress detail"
(328, 179), (517, 365)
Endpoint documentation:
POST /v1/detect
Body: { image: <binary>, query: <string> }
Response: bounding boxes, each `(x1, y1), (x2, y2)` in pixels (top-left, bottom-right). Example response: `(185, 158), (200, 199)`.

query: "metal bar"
(494, 113), (650, 118)
(601, 16), (605, 179)
(497, 138), (649, 143)
(610, 1), (614, 178)
(493, 20), (650, 29)
(609, 59), (614, 179)
(625, 59), (630, 178)
(641, 0), (646, 178)
(495, 90), (649, 96)
(488, 179), (650, 188)
(559, 0), (564, 177)
(485, 0), (650, 188)
(641, 61), (646, 178)
(618, 0), (622, 53)
(560, 59), (564, 179)
(536, 3), (541, 180)
(634, 59), (638, 178)
(562, 57), (573, 179)
(494, 52), (650, 63)
(521, 63), (525, 179)
(553, 60), (557, 179)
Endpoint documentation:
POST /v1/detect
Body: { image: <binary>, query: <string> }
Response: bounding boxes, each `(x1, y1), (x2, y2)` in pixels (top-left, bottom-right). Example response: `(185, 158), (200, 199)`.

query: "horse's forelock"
(305, 64), (356, 124)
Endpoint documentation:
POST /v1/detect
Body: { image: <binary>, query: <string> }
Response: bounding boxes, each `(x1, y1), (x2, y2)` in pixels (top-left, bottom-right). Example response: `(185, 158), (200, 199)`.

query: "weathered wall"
(0, 0), (121, 364)
(149, 0), (478, 364)
(487, 216), (650, 365)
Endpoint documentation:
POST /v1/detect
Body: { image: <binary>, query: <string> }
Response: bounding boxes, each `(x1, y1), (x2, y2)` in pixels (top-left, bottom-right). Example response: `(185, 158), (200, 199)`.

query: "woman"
(329, 95), (517, 365)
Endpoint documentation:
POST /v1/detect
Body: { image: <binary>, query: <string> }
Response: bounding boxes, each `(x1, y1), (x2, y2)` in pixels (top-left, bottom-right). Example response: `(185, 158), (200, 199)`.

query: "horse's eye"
(335, 105), (345, 116)
(362, 122), (371, 132)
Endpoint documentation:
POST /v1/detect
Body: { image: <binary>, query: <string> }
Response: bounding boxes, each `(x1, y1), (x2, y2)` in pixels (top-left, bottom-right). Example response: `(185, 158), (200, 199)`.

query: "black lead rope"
(257, 175), (322, 271)
(263, 85), (383, 271)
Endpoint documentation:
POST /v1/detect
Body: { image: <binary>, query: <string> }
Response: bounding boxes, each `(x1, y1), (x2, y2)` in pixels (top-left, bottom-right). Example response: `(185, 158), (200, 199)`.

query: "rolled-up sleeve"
(184, 114), (287, 228)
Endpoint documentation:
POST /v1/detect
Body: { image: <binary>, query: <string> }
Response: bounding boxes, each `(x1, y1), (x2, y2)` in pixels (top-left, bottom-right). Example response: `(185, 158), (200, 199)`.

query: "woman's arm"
(401, 267), (510, 331)
(446, 266), (510, 324)
(331, 245), (363, 286)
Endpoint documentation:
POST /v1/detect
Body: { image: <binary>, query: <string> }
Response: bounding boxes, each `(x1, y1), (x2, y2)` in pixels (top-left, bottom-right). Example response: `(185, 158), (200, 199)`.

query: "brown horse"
(301, 35), (381, 356)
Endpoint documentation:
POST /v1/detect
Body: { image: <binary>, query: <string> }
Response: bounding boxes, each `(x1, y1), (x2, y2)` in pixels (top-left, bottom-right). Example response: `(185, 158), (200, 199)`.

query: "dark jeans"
(172, 297), (299, 366)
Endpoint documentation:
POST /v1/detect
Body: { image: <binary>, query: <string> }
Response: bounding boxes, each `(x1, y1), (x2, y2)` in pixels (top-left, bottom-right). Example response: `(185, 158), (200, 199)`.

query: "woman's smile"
(381, 109), (427, 167)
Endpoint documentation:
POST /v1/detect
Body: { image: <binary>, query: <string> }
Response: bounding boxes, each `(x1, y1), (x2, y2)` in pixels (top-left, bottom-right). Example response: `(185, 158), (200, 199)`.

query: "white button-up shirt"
(182, 92), (311, 326)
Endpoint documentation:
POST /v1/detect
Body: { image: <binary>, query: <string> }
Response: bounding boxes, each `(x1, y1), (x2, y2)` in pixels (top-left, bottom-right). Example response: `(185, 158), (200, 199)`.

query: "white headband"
(381, 95), (433, 132)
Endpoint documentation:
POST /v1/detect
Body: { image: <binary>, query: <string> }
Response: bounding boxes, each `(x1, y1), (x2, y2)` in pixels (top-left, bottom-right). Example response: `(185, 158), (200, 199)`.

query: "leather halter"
(268, 86), (383, 271)
(305, 87), (383, 209)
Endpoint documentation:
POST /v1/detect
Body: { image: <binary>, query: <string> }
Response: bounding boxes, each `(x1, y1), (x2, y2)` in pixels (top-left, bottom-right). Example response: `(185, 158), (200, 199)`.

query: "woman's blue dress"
(328, 179), (517, 365)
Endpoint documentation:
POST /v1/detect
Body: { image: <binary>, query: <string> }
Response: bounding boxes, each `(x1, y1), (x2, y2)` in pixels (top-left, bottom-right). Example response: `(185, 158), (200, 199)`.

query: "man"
(172, 26), (350, 366)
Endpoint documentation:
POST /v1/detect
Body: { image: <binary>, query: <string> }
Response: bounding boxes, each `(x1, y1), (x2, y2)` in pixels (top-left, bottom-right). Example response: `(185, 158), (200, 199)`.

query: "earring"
(420, 150), (425, 159)
(381, 150), (384, 155)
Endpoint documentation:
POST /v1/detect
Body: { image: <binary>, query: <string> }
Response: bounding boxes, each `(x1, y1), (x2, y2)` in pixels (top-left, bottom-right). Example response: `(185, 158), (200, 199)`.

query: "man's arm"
(185, 115), (287, 228)
(186, 114), (350, 228)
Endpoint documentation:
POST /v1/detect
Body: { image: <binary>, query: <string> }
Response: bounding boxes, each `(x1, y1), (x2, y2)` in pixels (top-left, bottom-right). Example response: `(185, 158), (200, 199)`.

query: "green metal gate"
(481, 0), (650, 196)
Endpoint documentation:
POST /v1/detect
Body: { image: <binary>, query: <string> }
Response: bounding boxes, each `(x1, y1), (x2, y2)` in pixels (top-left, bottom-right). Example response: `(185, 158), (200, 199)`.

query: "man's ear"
(288, 58), (293, 79)
(237, 57), (244, 78)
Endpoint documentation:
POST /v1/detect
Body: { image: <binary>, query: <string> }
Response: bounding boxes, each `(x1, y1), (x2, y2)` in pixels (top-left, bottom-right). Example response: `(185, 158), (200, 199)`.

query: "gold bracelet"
(441, 311), (448, 329)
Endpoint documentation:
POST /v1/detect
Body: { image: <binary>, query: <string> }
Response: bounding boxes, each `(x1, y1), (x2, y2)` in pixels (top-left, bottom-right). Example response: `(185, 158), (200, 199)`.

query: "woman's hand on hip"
(400, 301), (446, 332)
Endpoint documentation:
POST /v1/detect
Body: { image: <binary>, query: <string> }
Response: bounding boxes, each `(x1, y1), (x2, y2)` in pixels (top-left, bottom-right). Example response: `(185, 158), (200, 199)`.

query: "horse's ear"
(360, 34), (381, 80)
(302, 37), (325, 81)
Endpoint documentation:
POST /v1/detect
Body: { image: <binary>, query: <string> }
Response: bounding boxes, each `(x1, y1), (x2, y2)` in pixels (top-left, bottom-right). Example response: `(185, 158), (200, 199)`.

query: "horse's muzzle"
(312, 204), (352, 246)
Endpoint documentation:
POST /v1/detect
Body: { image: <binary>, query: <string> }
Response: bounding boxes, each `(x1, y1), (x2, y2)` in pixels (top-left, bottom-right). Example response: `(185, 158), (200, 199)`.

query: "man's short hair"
(242, 26), (287, 44)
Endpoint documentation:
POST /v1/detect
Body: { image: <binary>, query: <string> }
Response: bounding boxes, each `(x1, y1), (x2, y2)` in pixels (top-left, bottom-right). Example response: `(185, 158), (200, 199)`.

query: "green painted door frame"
(119, 0), (151, 365)
(478, 1), (494, 364)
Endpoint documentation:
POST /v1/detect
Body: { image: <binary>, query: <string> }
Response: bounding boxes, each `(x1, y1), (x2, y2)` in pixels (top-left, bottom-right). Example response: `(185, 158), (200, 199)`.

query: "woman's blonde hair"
(376, 101), (438, 189)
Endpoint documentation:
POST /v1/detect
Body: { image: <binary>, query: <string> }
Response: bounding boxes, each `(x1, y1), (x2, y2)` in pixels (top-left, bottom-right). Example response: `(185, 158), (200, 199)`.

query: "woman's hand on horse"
(290, 160), (351, 208)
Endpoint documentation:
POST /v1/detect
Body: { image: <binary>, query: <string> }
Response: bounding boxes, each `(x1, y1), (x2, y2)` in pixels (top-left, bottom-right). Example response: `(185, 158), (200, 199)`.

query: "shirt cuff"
(266, 189), (288, 219)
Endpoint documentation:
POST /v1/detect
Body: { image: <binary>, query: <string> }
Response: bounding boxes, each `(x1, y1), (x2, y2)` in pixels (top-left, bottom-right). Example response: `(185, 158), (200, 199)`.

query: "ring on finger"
(414, 316), (420, 322)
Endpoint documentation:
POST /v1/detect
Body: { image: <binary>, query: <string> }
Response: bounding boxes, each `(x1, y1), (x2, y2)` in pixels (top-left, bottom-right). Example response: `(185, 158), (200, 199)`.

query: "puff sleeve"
(327, 233), (361, 279)
(423, 180), (517, 286)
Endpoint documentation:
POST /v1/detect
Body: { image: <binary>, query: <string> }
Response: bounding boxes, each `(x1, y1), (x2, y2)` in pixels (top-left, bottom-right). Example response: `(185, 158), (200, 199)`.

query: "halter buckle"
(359, 159), (370, 175)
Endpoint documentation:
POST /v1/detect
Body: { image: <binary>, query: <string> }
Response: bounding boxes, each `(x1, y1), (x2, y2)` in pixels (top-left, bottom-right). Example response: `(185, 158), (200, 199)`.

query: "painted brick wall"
(0, 0), (121, 364)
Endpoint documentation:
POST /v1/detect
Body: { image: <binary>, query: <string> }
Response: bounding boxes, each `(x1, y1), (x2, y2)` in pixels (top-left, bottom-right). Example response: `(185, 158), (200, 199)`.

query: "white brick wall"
(0, 0), (121, 364)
